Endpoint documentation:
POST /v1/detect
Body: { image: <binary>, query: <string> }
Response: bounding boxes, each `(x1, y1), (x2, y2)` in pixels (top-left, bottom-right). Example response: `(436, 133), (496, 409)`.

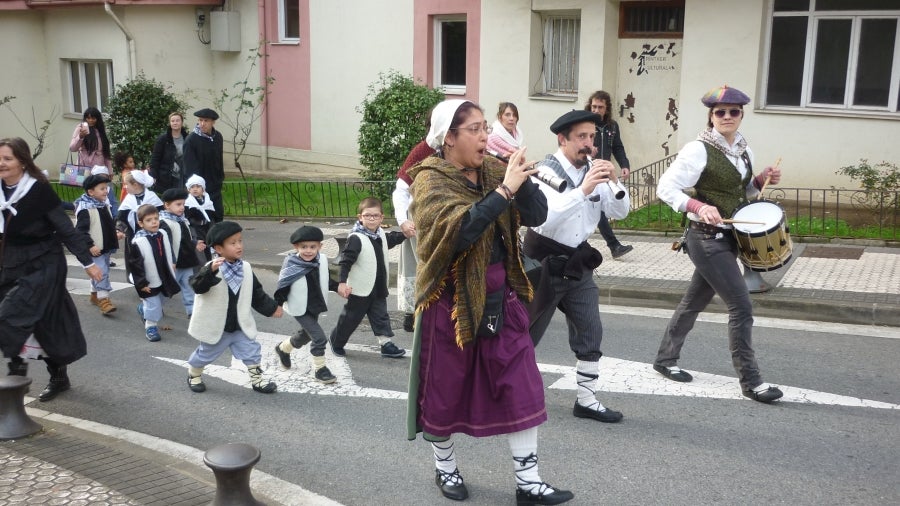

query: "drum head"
(732, 201), (783, 233)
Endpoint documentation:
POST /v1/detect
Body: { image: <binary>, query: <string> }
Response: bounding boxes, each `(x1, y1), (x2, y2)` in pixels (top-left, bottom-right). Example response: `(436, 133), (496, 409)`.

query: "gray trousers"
(654, 228), (762, 390)
(530, 270), (604, 362)
(292, 313), (328, 357)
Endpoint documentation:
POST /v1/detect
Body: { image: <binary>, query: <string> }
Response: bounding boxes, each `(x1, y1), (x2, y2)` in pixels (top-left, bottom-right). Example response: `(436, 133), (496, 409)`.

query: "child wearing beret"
(186, 221), (283, 394)
(159, 188), (201, 317)
(74, 174), (119, 315)
(273, 226), (339, 383)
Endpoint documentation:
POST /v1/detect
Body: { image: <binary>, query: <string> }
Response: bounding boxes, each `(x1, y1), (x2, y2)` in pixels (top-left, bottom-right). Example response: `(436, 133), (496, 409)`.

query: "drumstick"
(757, 157), (781, 200)
(722, 219), (767, 225)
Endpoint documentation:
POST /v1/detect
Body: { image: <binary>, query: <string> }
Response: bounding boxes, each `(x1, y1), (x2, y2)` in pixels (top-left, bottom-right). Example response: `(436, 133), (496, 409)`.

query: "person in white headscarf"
(116, 169), (163, 281)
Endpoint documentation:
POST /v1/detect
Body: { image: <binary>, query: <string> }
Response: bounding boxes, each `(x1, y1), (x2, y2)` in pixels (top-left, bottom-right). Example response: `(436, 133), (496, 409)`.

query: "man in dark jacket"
(586, 91), (633, 259)
(149, 112), (189, 194)
(183, 108), (225, 222)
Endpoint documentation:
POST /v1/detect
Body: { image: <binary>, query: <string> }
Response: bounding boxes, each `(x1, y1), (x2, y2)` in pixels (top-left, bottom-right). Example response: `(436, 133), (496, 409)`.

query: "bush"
(356, 71), (444, 197)
(105, 73), (187, 171)
(835, 159), (900, 223)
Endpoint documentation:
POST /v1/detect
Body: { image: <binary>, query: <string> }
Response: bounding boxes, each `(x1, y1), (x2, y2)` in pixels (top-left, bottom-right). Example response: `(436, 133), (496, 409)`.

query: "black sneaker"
(610, 243), (634, 259)
(274, 343), (292, 368)
(330, 339), (346, 357)
(314, 366), (337, 384)
(380, 341), (406, 358)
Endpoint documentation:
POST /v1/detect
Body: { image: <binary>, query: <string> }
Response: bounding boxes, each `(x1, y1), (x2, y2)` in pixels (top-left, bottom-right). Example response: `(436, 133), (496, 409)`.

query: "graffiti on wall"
(662, 97), (679, 156)
(629, 42), (678, 76)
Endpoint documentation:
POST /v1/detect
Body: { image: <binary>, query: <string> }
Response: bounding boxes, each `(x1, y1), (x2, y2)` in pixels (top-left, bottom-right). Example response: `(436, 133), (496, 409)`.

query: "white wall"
(308, 0), (414, 157)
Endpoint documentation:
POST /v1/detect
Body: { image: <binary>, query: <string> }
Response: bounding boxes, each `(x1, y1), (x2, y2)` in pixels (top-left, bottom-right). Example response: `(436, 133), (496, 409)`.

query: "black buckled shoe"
(573, 402), (623, 423)
(653, 364), (693, 382)
(39, 378), (71, 402)
(274, 343), (292, 368)
(516, 483), (574, 505)
(435, 469), (469, 501)
(743, 384), (783, 403)
(188, 375), (206, 393)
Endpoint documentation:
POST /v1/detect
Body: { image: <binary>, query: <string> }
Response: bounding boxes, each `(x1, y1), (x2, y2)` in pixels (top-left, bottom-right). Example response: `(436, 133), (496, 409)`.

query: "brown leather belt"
(688, 220), (729, 235)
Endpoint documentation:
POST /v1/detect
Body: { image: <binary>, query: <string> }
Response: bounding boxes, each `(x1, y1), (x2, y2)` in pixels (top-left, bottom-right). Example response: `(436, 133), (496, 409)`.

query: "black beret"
(206, 221), (243, 247)
(82, 174), (109, 191)
(161, 188), (189, 202)
(290, 225), (324, 244)
(549, 109), (604, 134)
(194, 108), (219, 120)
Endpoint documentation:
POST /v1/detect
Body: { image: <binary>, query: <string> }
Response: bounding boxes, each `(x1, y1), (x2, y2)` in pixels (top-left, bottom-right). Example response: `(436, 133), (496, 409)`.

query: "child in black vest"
(74, 174), (119, 315)
(274, 226), (339, 383)
(186, 221), (283, 394)
(159, 188), (201, 317)
(330, 197), (407, 358)
(127, 204), (180, 342)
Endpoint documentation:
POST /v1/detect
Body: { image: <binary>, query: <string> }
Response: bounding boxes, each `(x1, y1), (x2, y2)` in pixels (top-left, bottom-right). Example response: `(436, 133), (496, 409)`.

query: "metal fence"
(51, 175), (899, 241)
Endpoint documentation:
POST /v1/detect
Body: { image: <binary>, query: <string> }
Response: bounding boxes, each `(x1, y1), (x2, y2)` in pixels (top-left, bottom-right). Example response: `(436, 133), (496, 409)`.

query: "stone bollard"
(204, 443), (265, 506)
(0, 376), (42, 440)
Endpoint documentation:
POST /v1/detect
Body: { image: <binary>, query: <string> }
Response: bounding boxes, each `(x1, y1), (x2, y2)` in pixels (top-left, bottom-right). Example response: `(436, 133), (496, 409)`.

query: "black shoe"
(252, 381), (277, 394)
(572, 402), (623, 423)
(743, 384), (783, 403)
(188, 375), (206, 393)
(403, 313), (415, 332)
(330, 340), (346, 357)
(653, 364), (693, 383)
(274, 343), (292, 368)
(610, 243), (634, 259)
(39, 378), (71, 402)
(380, 341), (406, 358)
(314, 366), (336, 384)
(516, 484), (574, 505)
(435, 469), (469, 501)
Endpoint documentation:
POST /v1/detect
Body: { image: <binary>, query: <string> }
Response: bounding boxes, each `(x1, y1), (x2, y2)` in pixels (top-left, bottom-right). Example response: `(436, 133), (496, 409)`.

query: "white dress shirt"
(656, 130), (759, 222)
(392, 179), (412, 224)
(531, 150), (631, 249)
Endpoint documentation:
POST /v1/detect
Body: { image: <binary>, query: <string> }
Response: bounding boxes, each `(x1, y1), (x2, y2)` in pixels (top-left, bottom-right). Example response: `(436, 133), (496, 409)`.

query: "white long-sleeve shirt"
(392, 179), (412, 224)
(531, 150), (631, 249)
(657, 130), (760, 222)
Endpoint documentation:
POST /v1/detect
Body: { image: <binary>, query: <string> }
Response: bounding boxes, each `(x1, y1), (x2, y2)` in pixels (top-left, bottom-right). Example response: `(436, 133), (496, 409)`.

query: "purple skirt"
(416, 262), (546, 438)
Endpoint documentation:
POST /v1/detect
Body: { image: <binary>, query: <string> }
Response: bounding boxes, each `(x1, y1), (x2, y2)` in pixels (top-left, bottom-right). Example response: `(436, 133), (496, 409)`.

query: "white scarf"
(489, 119), (524, 149)
(0, 173), (37, 233)
(185, 193), (215, 223)
(120, 191), (164, 232)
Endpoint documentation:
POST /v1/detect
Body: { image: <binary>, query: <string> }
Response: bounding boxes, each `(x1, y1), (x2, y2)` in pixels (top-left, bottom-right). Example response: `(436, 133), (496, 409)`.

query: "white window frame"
(537, 13), (580, 98)
(278, 0), (300, 42)
(433, 15), (467, 96)
(64, 59), (114, 115)
(762, 1), (900, 115)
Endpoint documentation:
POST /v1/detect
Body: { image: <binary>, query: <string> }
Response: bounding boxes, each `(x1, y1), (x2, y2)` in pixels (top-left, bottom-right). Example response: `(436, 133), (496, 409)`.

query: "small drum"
(730, 200), (793, 272)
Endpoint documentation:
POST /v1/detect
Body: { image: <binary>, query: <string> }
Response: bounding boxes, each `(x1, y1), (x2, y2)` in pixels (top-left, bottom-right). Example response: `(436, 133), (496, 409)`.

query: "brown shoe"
(90, 292), (100, 306)
(98, 297), (117, 315)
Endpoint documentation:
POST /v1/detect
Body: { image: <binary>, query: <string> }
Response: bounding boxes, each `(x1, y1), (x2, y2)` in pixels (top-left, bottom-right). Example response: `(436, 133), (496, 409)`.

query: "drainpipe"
(258, 0), (270, 173)
(104, 1), (137, 78)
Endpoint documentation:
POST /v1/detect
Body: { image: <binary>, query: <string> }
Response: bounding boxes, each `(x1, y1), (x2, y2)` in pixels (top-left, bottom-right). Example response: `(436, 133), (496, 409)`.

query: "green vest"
(694, 142), (752, 219)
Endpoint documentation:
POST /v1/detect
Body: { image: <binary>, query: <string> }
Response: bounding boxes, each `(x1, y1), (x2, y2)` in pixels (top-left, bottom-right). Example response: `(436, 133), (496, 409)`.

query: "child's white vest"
(346, 229), (388, 297)
(283, 253), (330, 316)
(188, 261), (256, 344)
(85, 207), (109, 250)
(132, 229), (175, 288)
(160, 217), (189, 262)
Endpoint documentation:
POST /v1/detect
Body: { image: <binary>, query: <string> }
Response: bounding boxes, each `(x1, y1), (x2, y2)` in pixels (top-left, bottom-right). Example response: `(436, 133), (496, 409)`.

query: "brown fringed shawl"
(408, 155), (533, 349)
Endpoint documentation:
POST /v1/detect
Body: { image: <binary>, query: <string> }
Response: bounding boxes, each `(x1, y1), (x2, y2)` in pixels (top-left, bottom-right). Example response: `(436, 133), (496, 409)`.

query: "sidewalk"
(3, 219), (898, 505)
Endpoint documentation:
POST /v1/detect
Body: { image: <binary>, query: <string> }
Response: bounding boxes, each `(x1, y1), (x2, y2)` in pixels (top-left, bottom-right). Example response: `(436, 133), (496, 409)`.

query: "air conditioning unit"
(211, 11), (241, 52)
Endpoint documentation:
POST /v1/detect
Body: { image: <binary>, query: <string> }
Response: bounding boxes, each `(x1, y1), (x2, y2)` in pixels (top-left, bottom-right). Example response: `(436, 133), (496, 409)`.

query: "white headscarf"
(185, 174), (206, 191)
(131, 169), (154, 188)
(91, 165), (110, 176)
(426, 99), (471, 150)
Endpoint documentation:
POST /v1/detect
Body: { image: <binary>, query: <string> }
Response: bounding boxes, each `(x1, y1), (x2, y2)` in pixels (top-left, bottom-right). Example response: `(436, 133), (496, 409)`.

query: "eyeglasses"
(361, 213), (383, 220)
(713, 108), (742, 118)
(451, 123), (493, 135)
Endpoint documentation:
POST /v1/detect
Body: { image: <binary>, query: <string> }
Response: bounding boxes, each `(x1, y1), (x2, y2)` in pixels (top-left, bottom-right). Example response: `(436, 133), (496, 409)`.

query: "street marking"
(66, 278), (133, 295)
(601, 304), (900, 340)
(154, 332), (899, 409)
(155, 332), (408, 399)
(540, 359), (900, 410)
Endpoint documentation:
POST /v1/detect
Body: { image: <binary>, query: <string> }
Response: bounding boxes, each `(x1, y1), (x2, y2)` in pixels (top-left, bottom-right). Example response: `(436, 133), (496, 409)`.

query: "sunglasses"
(713, 108), (742, 118)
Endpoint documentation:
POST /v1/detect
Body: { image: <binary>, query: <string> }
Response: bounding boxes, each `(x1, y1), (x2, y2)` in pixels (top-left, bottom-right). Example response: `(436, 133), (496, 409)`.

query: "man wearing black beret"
(523, 109), (631, 424)
(183, 108), (224, 222)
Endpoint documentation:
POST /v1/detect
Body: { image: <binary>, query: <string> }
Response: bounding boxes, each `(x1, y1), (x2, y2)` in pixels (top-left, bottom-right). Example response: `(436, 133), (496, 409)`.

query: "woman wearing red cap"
(652, 85), (784, 404)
